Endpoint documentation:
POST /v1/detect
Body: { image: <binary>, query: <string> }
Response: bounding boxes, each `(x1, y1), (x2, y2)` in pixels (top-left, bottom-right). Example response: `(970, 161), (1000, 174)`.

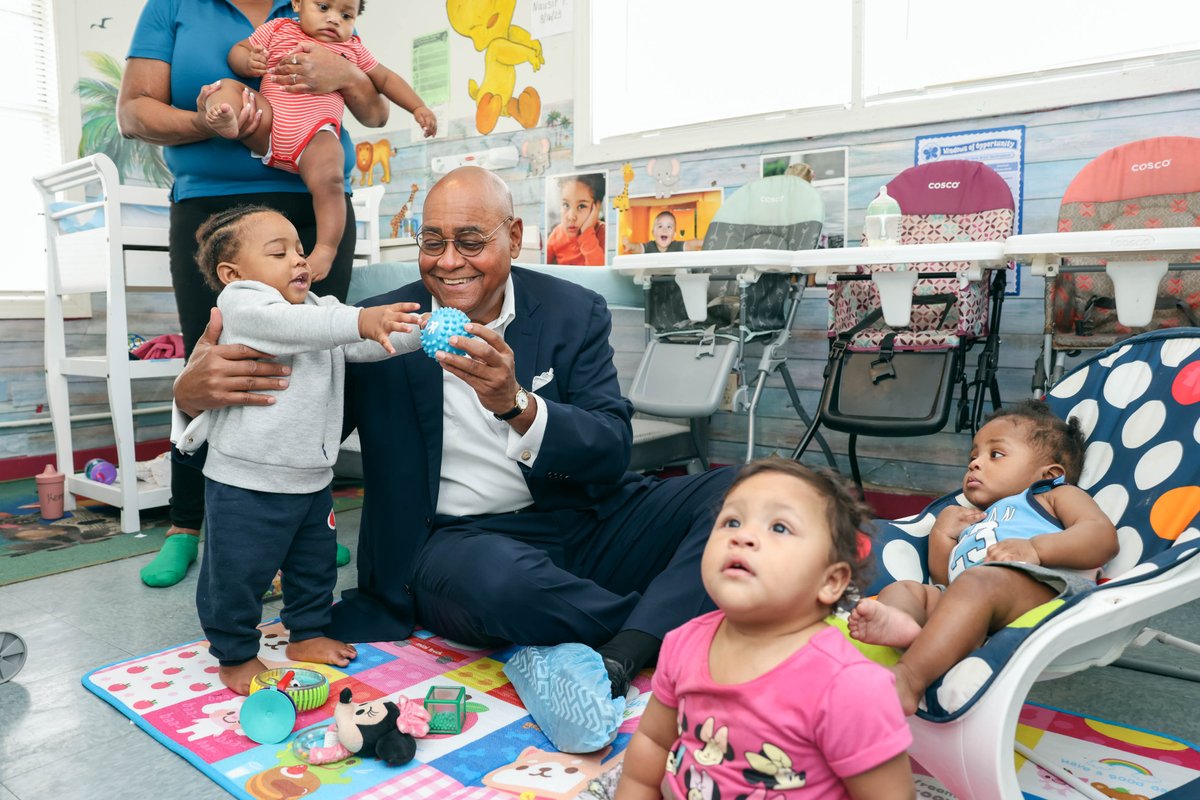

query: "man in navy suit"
(174, 167), (733, 741)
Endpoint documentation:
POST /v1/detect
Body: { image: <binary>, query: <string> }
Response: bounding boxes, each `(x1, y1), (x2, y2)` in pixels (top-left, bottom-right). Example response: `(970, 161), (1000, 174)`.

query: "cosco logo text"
(1131, 159), (1172, 172)
(927, 181), (960, 189)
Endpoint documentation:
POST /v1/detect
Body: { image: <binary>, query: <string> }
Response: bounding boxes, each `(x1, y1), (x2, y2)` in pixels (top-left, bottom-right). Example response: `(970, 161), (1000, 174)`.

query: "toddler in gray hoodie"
(179, 205), (422, 695)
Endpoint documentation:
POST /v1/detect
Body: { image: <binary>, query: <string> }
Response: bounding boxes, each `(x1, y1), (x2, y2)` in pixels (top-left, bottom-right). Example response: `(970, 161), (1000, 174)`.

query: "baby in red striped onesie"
(203, 0), (437, 282)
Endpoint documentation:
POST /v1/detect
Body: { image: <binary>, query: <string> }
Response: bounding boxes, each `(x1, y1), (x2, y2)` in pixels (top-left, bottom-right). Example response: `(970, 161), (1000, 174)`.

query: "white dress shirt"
(433, 275), (549, 516)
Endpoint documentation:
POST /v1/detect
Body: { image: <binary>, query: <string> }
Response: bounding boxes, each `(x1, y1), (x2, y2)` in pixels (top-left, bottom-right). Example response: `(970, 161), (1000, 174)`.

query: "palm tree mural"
(76, 52), (172, 187)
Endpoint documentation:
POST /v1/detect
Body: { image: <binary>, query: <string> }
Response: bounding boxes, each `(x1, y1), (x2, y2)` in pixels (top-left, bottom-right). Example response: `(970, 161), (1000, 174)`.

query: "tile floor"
(2, 508), (1200, 799)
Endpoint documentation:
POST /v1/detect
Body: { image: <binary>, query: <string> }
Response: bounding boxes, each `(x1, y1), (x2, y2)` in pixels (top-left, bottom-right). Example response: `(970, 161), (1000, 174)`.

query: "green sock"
(336, 542), (352, 567)
(140, 534), (199, 588)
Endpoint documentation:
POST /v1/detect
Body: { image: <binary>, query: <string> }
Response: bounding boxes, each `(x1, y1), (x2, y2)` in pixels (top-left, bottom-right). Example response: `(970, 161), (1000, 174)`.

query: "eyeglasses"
(415, 216), (513, 257)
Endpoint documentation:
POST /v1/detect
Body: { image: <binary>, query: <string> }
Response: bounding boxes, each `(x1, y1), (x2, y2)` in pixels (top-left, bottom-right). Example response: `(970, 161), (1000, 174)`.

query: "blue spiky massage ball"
(421, 307), (472, 359)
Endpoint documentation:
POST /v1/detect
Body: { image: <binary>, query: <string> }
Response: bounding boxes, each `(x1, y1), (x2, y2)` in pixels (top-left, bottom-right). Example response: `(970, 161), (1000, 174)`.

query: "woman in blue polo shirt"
(119, 0), (388, 588)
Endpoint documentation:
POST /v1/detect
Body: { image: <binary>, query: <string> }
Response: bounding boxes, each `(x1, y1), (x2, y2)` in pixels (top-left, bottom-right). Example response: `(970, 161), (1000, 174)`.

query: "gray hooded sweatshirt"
(200, 280), (419, 494)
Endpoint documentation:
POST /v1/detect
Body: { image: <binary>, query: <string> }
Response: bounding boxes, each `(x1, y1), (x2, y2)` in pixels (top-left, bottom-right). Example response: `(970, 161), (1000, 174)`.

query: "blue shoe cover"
(503, 643), (625, 753)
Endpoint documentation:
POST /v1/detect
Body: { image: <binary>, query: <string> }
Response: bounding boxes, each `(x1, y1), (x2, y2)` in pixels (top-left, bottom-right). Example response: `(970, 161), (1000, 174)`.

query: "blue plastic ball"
(421, 307), (473, 359)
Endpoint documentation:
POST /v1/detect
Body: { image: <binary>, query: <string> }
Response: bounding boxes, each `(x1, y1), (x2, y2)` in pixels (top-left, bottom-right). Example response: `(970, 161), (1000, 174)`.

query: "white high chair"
(34, 154), (177, 534)
(351, 184), (385, 267)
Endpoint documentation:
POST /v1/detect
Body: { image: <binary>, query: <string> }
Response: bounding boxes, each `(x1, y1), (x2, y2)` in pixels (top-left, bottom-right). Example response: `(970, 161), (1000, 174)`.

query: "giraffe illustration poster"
(544, 172), (608, 266)
(616, 188), (724, 256)
(447, 0), (545, 135)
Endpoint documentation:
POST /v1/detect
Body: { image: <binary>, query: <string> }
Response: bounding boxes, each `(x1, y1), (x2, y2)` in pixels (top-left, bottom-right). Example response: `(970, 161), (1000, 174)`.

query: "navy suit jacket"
(335, 266), (642, 640)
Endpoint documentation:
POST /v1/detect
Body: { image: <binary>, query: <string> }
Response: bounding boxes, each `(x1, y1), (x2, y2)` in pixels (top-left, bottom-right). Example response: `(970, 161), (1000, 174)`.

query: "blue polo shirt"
(128, 0), (354, 201)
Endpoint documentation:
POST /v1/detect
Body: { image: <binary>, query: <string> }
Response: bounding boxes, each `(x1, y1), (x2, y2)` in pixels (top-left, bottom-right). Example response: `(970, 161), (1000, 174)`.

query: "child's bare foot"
(205, 102), (242, 139)
(847, 598), (923, 648)
(286, 636), (357, 667)
(220, 657), (267, 695)
(891, 662), (924, 715)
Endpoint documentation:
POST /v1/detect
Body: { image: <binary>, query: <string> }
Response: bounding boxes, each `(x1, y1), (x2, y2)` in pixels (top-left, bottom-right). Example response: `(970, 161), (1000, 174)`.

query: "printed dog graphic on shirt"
(482, 745), (611, 800)
(743, 742), (806, 790)
(693, 717), (734, 766)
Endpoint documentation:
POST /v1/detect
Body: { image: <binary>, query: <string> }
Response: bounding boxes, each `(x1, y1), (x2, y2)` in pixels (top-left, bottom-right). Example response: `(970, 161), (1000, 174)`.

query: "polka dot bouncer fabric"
(859, 328), (1200, 722)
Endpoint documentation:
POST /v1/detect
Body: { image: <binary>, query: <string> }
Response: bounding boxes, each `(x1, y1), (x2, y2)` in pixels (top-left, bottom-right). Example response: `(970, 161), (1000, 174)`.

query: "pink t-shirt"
(652, 611), (911, 799)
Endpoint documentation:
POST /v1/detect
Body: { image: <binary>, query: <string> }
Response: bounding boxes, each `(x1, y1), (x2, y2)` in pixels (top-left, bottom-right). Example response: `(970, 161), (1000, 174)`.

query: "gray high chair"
(616, 175), (837, 468)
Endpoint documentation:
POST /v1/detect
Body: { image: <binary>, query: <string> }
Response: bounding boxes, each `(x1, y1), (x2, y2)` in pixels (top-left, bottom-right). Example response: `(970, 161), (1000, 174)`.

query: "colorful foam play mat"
(83, 624), (1200, 799)
(0, 478), (365, 586)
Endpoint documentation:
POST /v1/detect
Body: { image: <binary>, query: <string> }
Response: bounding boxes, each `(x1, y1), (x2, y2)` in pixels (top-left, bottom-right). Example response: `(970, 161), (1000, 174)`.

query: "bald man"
(173, 167), (734, 749)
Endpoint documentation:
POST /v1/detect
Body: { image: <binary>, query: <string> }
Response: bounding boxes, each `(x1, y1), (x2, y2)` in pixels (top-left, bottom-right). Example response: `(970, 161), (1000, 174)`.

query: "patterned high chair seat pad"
(1047, 136), (1200, 348)
(859, 328), (1200, 721)
(830, 160), (1014, 349)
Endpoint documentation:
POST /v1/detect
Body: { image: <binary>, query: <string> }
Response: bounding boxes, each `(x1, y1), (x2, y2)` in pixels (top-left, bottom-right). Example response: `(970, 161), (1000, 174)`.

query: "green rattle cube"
(423, 685), (466, 734)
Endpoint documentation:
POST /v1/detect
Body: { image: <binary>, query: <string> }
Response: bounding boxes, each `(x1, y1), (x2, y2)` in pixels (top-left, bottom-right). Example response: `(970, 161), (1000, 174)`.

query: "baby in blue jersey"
(849, 400), (1118, 714)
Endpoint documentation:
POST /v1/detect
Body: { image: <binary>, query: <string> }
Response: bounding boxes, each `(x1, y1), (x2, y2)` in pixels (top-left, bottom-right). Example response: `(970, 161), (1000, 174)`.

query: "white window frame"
(574, 0), (1200, 166)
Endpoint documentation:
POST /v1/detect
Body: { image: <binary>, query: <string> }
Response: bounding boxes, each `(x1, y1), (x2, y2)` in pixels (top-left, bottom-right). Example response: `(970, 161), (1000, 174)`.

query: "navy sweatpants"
(412, 466), (736, 648)
(197, 480), (337, 665)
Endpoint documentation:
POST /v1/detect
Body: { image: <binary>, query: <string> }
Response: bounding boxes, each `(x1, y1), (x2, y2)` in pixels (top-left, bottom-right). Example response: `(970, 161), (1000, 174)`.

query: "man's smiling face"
(418, 168), (523, 324)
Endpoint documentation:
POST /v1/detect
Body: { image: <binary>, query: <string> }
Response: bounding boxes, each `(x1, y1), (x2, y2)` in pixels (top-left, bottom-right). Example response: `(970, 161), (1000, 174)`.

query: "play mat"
(84, 624), (1200, 799)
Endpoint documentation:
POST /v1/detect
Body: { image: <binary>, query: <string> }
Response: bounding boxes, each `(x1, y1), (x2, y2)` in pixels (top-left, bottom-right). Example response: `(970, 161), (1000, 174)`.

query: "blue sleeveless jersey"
(947, 477), (1065, 582)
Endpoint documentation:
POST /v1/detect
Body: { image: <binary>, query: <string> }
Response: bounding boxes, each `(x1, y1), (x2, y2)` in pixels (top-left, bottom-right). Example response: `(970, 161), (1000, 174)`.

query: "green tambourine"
(249, 667), (330, 712)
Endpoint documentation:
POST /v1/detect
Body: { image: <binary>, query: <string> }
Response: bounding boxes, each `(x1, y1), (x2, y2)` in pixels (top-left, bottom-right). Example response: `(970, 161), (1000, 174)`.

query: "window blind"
(2, 0), (62, 292)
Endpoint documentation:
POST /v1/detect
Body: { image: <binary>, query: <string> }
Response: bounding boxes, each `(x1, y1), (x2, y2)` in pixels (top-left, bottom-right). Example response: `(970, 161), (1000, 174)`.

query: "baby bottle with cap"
(864, 185), (901, 247)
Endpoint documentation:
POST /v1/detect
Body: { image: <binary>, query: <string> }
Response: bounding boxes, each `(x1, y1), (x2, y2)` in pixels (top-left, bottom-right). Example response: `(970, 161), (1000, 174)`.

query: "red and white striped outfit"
(248, 18), (378, 173)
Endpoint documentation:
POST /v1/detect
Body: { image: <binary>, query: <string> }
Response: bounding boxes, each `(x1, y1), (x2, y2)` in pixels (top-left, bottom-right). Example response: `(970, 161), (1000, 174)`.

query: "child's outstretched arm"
(985, 485), (1119, 570)
(614, 696), (676, 800)
(843, 752), (916, 800)
(365, 64), (437, 137)
(346, 303), (423, 359)
(227, 39), (269, 79)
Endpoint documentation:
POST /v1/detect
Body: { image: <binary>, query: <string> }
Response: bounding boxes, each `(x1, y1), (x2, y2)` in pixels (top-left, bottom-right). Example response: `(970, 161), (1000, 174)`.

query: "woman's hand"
(174, 308), (291, 417)
(193, 82), (263, 141)
(273, 40), (362, 94)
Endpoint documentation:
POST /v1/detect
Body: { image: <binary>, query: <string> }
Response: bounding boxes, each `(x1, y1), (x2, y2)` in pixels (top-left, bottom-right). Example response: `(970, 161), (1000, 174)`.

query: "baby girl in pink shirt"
(616, 458), (914, 800)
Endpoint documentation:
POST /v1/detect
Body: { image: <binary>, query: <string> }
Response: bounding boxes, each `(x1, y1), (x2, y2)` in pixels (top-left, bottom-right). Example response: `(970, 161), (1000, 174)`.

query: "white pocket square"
(531, 368), (555, 391)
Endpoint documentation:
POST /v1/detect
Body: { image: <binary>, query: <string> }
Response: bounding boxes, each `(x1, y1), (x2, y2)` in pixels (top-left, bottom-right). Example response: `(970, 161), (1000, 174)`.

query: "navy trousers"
(197, 480), (336, 665)
(412, 466), (736, 648)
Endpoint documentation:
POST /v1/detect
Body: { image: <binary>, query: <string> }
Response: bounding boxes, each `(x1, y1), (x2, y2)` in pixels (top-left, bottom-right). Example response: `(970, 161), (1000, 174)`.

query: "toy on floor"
(249, 667), (329, 711)
(301, 687), (430, 766)
(84, 458), (117, 484)
(424, 684), (466, 734)
(0, 631), (28, 683)
(240, 669), (299, 744)
(420, 307), (473, 358)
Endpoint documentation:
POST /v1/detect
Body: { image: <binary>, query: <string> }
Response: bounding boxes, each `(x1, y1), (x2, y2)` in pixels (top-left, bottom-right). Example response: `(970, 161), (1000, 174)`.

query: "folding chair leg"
(1111, 629), (1200, 682)
(848, 434), (863, 490)
(777, 365), (836, 469)
(789, 408), (826, 463)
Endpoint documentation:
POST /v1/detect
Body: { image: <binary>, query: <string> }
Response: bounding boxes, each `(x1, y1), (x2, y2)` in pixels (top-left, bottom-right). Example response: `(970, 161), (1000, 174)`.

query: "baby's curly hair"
(725, 457), (875, 609)
(983, 399), (1087, 484)
(193, 204), (275, 292)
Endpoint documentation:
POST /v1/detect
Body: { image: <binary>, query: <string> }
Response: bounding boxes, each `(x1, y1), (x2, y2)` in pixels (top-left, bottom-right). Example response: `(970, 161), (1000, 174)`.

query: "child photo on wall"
(616, 189), (724, 256)
(545, 171), (608, 266)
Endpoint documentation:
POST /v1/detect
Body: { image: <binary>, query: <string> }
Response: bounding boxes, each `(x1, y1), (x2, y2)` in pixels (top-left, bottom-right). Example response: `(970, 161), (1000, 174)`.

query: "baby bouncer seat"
(792, 160), (1014, 485)
(627, 174), (834, 467)
(863, 328), (1200, 799)
(1033, 136), (1200, 394)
